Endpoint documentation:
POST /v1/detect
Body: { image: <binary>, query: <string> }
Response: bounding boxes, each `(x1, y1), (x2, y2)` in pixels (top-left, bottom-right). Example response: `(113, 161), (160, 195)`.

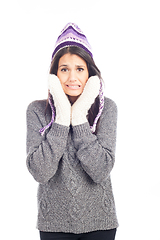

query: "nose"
(68, 70), (77, 82)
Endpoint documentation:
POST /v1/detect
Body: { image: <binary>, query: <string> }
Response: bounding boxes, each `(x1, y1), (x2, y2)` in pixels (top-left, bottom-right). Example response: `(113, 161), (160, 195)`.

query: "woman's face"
(57, 53), (89, 104)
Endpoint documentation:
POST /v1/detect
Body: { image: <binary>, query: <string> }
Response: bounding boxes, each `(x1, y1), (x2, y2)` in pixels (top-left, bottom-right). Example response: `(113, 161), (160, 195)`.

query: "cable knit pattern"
(26, 97), (119, 234)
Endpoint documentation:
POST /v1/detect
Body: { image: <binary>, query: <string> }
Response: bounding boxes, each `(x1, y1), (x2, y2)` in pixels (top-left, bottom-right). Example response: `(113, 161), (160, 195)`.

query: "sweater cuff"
(48, 122), (69, 138)
(72, 122), (93, 138)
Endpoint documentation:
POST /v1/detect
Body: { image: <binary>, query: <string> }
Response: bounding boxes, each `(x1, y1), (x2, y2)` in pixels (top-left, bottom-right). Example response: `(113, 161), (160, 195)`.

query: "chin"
(66, 91), (82, 97)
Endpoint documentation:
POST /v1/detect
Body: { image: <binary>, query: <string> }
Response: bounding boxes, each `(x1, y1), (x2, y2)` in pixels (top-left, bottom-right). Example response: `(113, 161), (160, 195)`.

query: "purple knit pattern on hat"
(52, 41), (93, 60)
(51, 23), (93, 60)
(57, 26), (91, 48)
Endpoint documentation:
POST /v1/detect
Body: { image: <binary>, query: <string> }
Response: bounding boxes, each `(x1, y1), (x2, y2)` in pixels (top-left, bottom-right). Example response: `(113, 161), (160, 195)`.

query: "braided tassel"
(90, 79), (104, 133)
(39, 94), (55, 136)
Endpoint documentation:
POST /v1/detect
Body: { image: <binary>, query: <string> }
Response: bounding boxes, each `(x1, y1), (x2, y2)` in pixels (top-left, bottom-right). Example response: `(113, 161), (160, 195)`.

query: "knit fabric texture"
(26, 97), (119, 234)
(51, 23), (93, 60)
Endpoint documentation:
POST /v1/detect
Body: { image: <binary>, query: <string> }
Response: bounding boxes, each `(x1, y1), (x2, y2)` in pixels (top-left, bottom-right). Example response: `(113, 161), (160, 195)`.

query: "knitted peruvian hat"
(39, 23), (104, 135)
(51, 22), (93, 60)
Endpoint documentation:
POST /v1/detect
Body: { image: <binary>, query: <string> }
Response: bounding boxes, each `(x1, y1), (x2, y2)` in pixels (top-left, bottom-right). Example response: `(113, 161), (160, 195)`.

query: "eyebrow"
(59, 64), (68, 68)
(59, 64), (86, 68)
(76, 65), (86, 68)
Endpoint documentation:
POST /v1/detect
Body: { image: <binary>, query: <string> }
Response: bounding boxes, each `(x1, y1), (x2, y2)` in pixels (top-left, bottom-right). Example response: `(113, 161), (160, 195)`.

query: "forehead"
(58, 53), (87, 66)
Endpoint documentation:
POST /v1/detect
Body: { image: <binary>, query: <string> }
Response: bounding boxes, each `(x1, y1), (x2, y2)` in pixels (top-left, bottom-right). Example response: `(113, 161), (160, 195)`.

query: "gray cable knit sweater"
(26, 97), (119, 234)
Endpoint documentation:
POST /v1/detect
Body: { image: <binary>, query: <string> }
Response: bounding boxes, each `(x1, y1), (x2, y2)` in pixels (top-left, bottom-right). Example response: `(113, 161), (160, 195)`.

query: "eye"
(61, 68), (68, 72)
(77, 68), (84, 72)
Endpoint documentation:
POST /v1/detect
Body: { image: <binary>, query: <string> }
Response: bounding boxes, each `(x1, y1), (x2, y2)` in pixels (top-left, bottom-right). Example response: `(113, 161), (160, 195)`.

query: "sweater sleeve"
(72, 98), (117, 184)
(26, 101), (69, 184)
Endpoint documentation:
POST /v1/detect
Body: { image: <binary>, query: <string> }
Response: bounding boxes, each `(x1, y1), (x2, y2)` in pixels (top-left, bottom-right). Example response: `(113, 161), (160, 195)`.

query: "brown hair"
(47, 46), (102, 132)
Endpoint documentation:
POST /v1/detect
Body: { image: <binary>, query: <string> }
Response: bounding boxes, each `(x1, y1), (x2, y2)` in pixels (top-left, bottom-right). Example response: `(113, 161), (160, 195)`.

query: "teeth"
(67, 85), (80, 88)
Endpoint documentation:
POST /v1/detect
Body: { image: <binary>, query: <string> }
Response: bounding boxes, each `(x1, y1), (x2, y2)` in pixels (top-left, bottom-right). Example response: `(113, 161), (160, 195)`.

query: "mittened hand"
(48, 74), (100, 127)
(71, 76), (100, 126)
(48, 74), (71, 126)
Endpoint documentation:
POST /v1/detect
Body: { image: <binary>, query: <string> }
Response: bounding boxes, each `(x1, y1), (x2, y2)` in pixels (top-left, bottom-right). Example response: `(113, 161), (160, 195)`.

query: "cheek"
(57, 70), (61, 80)
(82, 73), (89, 85)
(85, 70), (89, 82)
(57, 72), (66, 85)
(81, 79), (88, 92)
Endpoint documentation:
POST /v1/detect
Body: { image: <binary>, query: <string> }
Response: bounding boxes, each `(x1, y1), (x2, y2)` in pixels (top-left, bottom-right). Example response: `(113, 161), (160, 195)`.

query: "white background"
(0, 0), (160, 239)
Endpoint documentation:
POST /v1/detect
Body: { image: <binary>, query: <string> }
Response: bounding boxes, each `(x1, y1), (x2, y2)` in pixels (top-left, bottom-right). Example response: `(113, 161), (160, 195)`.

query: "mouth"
(66, 85), (81, 89)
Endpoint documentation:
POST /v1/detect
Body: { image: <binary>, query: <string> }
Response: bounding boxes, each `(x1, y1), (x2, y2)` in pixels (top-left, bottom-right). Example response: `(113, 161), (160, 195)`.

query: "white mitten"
(71, 76), (100, 126)
(48, 74), (71, 126)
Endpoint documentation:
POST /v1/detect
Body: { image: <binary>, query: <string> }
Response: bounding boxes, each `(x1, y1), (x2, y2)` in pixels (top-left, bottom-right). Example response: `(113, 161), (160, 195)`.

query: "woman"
(26, 23), (118, 240)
